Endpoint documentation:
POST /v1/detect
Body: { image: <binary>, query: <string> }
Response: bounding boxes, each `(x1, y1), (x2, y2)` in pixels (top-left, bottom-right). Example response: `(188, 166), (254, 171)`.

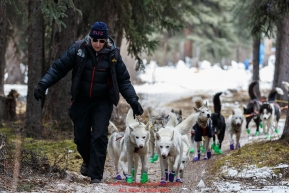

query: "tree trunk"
(184, 28), (192, 60)
(25, 0), (44, 138)
(281, 95), (289, 141)
(252, 38), (261, 99)
(273, 15), (289, 104)
(0, 0), (7, 95)
(42, 3), (77, 130)
(278, 16), (289, 141)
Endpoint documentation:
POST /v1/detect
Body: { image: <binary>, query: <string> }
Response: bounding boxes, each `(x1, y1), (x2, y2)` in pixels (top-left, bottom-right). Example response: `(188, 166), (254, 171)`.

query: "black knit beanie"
(89, 22), (108, 39)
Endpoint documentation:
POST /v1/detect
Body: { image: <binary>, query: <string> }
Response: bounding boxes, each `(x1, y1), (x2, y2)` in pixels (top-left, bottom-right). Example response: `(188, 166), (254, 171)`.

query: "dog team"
(107, 81), (285, 185)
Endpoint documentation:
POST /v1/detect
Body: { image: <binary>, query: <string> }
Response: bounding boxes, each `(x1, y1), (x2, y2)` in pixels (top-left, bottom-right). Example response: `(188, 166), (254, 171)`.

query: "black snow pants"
(69, 97), (113, 180)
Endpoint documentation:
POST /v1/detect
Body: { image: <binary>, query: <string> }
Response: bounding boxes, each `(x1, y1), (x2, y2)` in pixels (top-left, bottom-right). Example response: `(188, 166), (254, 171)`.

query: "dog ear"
(232, 110), (235, 115)
(194, 107), (199, 112)
(145, 124), (150, 131)
(129, 126), (134, 132)
(156, 132), (161, 140)
(179, 110), (182, 115)
(171, 109), (175, 113)
(204, 102), (208, 107)
(243, 107), (246, 113)
(268, 104), (272, 109)
(170, 130), (174, 140)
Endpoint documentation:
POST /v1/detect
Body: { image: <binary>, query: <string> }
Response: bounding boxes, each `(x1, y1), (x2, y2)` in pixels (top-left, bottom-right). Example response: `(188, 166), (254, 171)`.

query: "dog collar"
(115, 136), (123, 141)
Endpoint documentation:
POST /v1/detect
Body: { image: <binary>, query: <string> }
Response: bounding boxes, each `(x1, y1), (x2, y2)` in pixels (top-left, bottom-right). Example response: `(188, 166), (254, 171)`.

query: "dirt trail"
(30, 90), (287, 192)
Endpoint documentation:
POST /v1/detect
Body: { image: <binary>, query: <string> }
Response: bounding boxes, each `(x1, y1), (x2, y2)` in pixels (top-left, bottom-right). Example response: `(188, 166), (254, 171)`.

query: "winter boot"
(140, 171), (148, 183)
(165, 169), (168, 181)
(246, 128), (250, 134)
(116, 173), (122, 180)
(126, 175), (133, 183)
(176, 178), (182, 183)
(149, 155), (154, 163)
(207, 151), (212, 159)
(189, 148), (194, 153)
(132, 167), (135, 178)
(169, 171), (175, 182)
(230, 143), (234, 150)
(80, 162), (89, 176)
(153, 153), (159, 161)
(160, 178), (166, 186)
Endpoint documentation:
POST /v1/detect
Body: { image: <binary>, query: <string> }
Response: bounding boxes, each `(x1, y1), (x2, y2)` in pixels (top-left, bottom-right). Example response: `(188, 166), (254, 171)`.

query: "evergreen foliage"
(40, 0), (81, 31)
(77, 0), (195, 70)
(245, 0), (289, 38)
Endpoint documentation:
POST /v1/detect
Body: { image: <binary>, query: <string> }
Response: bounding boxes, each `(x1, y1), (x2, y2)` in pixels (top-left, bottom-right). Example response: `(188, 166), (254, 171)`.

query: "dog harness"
(193, 120), (213, 141)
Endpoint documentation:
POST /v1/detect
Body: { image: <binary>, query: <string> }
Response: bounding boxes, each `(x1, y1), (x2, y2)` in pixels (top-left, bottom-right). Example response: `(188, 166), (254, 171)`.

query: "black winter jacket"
(38, 36), (139, 106)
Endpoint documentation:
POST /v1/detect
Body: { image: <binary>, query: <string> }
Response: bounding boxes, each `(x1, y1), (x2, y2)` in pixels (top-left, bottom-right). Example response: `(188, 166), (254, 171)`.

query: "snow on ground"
(134, 60), (273, 106)
(4, 59), (288, 192)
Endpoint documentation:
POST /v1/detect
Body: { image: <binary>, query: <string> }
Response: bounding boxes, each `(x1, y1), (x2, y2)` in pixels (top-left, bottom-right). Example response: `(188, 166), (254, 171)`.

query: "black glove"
(34, 84), (46, 101)
(131, 101), (144, 119)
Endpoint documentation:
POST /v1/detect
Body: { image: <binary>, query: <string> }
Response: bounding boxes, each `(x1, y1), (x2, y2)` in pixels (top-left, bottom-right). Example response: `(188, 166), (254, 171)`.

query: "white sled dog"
(107, 121), (125, 180)
(155, 110), (200, 185)
(178, 134), (190, 179)
(147, 107), (170, 163)
(118, 108), (150, 183)
(226, 108), (244, 150)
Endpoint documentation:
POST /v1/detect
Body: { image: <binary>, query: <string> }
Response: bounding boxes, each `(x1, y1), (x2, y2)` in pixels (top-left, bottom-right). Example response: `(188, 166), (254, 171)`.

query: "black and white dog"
(210, 92), (226, 154)
(243, 81), (262, 136)
(259, 87), (283, 139)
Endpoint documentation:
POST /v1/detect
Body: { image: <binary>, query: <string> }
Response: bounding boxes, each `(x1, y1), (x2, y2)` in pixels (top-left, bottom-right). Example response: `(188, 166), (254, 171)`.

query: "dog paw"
(153, 153), (159, 161)
(193, 157), (199, 162)
(116, 174), (122, 180)
(165, 169), (168, 181)
(160, 178), (166, 186)
(149, 156), (155, 163)
(126, 176), (133, 183)
(230, 144), (234, 150)
(246, 129), (250, 134)
(140, 171), (148, 183)
(203, 156), (208, 160)
(255, 131), (260, 136)
(176, 178), (182, 183)
(207, 151), (212, 159)
(169, 172), (175, 182)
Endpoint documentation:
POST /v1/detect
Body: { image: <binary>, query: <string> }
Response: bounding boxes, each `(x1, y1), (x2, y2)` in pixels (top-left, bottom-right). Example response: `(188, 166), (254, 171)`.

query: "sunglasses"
(92, 39), (106, 43)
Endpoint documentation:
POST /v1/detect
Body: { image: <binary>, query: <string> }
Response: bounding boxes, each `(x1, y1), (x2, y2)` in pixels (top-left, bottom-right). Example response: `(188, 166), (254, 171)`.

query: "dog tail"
(213, 92), (222, 114)
(166, 112), (178, 127)
(176, 112), (199, 135)
(268, 87), (284, 102)
(108, 121), (119, 135)
(248, 81), (258, 100)
(126, 108), (137, 127)
(282, 81), (289, 93)
(192, 96), (203, 108)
